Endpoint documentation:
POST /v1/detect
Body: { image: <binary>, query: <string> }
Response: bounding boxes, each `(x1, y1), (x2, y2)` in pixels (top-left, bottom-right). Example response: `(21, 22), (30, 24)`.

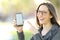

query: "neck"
(43, 21), (52, 30)
(41, 21), (52, 36)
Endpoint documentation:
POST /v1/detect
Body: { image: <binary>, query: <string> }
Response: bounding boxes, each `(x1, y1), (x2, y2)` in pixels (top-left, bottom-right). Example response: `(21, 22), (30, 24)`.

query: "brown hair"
(36, 2), (59, 26)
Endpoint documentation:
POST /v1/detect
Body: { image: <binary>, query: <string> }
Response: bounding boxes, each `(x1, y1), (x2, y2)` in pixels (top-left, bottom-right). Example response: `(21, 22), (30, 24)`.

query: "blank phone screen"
(16, 13), (23, 26)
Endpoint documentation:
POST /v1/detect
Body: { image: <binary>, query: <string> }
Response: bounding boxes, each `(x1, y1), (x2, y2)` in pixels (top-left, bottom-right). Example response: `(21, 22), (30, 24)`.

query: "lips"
(39, 19), (44, 21)
(39, 18), (44, 23)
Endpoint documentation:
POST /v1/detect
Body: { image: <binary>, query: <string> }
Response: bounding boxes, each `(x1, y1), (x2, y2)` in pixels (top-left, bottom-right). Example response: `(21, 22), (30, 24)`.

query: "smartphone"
(16, 13), (23, 26)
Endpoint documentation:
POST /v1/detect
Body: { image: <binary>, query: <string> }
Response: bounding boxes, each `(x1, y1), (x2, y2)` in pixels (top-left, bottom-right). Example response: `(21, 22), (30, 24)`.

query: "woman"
(14, 2), (60, 40)
(31, 2), (60, 40)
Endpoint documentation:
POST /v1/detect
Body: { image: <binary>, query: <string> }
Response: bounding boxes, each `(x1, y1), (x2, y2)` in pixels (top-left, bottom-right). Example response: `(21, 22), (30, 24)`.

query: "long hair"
(36, 2), (60, 27)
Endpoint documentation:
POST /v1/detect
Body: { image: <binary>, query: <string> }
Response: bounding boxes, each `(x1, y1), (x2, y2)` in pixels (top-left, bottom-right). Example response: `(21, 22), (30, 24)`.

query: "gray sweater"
(31, 24), (60, 40)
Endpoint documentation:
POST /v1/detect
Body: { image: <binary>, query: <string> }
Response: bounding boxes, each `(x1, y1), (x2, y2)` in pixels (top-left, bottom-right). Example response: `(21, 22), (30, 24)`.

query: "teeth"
(40, 19), (43, 20)
(39, 19), (44, 23)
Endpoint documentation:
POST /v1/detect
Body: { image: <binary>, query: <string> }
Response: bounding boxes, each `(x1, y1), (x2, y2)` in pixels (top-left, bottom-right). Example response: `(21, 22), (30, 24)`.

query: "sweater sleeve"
(30, 37), (34, 40)
(17, 31), (25, 40)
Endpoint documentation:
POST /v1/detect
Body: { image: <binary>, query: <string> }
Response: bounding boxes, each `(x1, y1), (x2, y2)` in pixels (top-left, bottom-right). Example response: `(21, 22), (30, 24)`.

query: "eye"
(37, 10), (47, 15)
(43, 11), (47, 14)
(38, 11), (42, 14)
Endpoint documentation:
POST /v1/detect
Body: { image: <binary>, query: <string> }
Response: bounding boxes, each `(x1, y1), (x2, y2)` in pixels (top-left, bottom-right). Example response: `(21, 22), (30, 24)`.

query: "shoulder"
(31, 33), (41, 40)
(52, 27), (60, 40)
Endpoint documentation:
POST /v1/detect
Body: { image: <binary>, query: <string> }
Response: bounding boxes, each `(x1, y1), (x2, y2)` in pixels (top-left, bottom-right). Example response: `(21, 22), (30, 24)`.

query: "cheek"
(44, 15), (51, 21)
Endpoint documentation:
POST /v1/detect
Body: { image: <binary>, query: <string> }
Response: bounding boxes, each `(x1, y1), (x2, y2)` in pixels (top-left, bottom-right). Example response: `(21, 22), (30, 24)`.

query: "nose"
(38, 13), (43, 17)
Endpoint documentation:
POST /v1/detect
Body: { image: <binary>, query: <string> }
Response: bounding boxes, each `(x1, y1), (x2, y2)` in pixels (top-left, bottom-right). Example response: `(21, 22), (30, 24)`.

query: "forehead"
(39, 5), (49, 11)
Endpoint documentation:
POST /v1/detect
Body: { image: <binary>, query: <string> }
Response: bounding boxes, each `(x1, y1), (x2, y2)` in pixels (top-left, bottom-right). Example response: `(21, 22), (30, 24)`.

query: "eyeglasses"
(37, 10), (48, 16)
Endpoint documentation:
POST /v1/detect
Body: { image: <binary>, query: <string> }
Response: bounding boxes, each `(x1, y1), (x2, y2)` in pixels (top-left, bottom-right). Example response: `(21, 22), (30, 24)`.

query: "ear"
(50, 16), (53, 18)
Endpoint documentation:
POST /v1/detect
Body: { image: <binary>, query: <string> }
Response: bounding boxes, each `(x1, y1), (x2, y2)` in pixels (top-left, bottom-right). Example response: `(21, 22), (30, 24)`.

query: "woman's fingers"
(13, 19), (23, 32)
(16, 26), (23, 32)
(13, 19), (16, 27)
(27, 21), (39, 33)
(27, 21), (34, 27)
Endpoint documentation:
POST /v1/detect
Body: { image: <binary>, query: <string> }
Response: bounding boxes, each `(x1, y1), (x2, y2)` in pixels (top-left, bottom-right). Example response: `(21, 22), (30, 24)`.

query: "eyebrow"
(38, 10), (48, 12)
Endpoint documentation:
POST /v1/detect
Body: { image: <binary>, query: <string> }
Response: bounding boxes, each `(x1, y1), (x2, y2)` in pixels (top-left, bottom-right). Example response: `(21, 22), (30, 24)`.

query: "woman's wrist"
(17, 29), (23, 33)
(17, 30), (24, 40)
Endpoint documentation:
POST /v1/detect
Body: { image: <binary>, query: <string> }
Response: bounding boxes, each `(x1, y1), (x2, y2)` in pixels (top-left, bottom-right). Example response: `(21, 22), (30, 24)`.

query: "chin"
(40, 22), (44, 24)
(40, 22), (45, 24)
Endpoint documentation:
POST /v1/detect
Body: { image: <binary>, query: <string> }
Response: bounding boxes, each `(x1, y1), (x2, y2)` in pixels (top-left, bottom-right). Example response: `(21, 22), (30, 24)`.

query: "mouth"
(39, 19), (44, 21)
(39, 18), (44, 23)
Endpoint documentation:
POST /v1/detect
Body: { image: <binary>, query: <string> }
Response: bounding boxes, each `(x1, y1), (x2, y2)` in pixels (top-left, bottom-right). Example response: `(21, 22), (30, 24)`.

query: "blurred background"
(0, 0), (60, 40)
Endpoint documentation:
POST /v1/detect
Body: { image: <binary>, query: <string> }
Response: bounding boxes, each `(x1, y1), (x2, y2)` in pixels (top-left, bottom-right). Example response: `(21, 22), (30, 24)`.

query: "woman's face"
(37, 5), (52, 24)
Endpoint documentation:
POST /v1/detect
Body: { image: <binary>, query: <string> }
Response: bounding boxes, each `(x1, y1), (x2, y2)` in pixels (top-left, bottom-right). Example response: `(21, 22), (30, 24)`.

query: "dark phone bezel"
(16, 13), (23, 26)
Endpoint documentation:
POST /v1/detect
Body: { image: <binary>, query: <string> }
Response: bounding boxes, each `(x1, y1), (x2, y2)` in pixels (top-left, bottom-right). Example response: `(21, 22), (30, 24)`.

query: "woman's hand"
(27, 21), (39, 34)
(13, 19), (23, 33)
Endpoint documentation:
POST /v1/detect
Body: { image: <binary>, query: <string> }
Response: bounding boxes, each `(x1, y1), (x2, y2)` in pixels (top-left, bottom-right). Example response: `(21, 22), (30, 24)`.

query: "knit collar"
(38, 24), (59, 40)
